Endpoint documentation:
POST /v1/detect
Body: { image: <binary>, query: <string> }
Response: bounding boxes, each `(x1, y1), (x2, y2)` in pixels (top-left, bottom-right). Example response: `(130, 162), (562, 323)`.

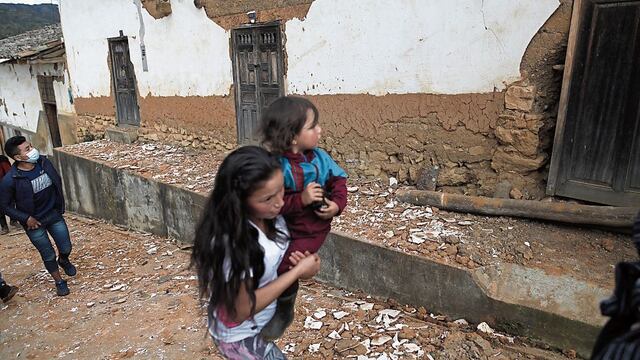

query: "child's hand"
(301, 182), (324, 206)
(293, 253), (321, 280)
(288, 250), (312, 267)
(314, 199), (339, 220)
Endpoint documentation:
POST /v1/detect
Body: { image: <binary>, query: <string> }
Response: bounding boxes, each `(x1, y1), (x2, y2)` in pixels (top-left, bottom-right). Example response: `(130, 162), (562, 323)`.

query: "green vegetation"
(0, 4), (59, 40)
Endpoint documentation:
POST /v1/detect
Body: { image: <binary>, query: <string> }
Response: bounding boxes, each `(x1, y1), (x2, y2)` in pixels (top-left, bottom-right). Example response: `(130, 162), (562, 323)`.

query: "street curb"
(54, 148), (606, 357)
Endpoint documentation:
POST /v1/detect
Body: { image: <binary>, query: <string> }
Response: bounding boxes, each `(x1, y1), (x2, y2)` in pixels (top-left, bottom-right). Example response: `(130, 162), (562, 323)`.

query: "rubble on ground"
(62, 140), (637, 288)
(0, 216), (572, 359)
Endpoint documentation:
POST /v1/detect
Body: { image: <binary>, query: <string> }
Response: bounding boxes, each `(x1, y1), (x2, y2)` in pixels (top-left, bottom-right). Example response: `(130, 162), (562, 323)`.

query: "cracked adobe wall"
(60, 0), (568, 197)
(283, 0), (562, 198)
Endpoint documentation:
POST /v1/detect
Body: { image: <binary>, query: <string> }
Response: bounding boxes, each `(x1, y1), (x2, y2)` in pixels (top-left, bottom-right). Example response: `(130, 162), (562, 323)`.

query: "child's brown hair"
(258, 96), (319, 155)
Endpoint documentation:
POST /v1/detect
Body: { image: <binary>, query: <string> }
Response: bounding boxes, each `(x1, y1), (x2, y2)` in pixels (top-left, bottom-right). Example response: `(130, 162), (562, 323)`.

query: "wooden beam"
(396, 189), (638, 228)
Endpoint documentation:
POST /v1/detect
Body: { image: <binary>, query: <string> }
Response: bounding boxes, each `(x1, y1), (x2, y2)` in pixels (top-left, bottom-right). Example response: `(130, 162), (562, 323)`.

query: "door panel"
(232, 24), (284, 145)
(109, 37), (141, 126)
(547, 0), (640, 206)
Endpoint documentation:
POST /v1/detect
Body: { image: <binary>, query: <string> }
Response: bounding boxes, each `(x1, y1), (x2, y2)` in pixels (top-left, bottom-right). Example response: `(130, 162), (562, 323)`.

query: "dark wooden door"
(37, 75), (62, 148)
(231, 24), (284, 144)
(547, 0), (640, 206)
(108, 36), (141, 126)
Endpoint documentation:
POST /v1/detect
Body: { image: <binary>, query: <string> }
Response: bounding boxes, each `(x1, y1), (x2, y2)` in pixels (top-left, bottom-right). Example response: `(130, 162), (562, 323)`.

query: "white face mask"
(24, 148), (40, 163)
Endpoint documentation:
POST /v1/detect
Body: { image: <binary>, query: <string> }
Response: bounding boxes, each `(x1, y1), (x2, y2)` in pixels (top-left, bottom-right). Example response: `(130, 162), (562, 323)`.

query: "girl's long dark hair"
(191, 146), (283, 321)
(259, 96), (319, 155)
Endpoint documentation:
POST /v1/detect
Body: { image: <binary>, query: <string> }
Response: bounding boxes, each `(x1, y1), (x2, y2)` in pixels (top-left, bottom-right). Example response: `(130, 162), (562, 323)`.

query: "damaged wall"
(286, 0), (559, 95)
(0, 62), (75, 154)
(59, 0), (235, 143)
(60, 0), (569, 198)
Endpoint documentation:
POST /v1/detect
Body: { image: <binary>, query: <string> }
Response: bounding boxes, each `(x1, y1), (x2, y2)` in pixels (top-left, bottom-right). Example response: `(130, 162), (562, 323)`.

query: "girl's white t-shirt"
(208, 216), (289, 343)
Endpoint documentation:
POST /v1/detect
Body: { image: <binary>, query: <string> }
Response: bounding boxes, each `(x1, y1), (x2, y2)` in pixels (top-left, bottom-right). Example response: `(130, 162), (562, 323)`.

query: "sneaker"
(0, 283), (18, 303)
(55, 280), (70, 296)
(0, 226), (8, 235)
(58, 258), (77, 277)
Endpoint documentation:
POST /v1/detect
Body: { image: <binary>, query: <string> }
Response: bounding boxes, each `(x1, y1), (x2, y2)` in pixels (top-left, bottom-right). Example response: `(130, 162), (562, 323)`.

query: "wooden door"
(37, 75), (62, 148)
(231, 24), (284, 145)
(108, 36), (141, 127)
(547, 0), (640, 206)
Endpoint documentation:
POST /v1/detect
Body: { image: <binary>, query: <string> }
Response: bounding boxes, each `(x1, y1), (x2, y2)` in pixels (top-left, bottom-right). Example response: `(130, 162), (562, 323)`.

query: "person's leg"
(26, 227), (69, 296)
(0, 270), (18, 303)
(47, 218), (76, 276)
(214, 333), (287, 360)
(0, 212), (8, 234)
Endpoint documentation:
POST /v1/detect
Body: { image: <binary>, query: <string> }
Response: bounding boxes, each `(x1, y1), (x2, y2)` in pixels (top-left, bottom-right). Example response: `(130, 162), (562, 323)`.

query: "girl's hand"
(293, 253), (321, 279)
(301, 182), (324, 206)
(314, 199), (339, 220)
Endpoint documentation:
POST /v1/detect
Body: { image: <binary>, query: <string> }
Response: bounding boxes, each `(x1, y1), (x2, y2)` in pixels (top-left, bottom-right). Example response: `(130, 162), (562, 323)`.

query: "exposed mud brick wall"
(194, 0), (313, 30)
(490, 0), (572, 199)
(142, 0), (172, 19)
(136, 95), (236, 144)
(74, 94), (237, 149)
(75, 115), (116, 141)
(308, 93), (504, 197)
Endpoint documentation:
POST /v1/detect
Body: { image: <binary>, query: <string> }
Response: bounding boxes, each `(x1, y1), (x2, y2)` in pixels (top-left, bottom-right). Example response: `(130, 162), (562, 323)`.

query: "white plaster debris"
(477, 322), (495, 334)
(333, 311), (350, 320)
(308, 343), (321, 353)
(304, 316), (323, 330)
(371, 335), (392, 346)
(313, 309), (327, 319)
(453, 319), (469, 325)
(282, 343), (296, 354)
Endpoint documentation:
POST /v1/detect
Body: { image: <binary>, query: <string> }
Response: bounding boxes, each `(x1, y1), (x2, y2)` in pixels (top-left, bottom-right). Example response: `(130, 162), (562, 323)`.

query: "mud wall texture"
(64, 0), (572, 199)
(74, 95), (237, 149)
(195, 0), (313, 30)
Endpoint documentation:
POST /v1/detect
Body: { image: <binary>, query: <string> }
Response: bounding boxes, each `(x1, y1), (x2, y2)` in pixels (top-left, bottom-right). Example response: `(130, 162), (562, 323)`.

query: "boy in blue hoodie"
(0, 136), (76, 296)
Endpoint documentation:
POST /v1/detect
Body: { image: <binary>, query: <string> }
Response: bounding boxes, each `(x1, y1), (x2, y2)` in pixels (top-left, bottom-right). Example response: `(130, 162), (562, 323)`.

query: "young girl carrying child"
(191, 146), (321, 359)
(259, 96), (348, 339)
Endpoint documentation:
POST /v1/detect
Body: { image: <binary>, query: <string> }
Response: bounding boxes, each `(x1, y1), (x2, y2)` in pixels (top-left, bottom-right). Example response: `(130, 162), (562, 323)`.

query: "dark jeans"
(0, 212), (7, 229)
(25, 212), (72, 274)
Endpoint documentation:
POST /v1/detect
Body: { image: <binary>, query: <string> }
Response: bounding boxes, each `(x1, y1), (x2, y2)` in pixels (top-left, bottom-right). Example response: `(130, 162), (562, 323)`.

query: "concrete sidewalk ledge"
(53, 148), (607, 357)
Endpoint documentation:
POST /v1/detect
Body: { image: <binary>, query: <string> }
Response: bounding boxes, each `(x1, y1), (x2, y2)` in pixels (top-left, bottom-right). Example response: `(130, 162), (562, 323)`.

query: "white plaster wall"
(0, 64), (44, 132)
(59, 0), (233, 98)
(285, 0), (559, 95)
(0, 63), (74, 132)
(53, 68), (76, 115)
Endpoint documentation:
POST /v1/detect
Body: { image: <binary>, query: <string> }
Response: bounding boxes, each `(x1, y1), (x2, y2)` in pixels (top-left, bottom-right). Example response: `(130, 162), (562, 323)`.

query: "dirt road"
(0, 215), (577, 359)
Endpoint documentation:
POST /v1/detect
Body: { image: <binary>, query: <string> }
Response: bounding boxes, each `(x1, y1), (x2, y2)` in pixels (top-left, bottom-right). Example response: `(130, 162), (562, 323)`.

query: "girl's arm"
(231, 254), (320, 322)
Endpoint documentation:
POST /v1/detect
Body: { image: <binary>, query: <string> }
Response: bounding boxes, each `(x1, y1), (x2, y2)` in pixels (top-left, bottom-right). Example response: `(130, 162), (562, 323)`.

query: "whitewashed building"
(0, 24), (76, 156)
(56, 0), (640, 205)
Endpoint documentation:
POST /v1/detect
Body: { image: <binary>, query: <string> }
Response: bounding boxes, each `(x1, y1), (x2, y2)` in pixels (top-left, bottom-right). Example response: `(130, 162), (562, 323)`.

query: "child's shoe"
(0, 226), (8, 235)
(55, 280), (70, 296)
(260, 291), (297, 341)
(57, 258), (77, 277)
(0, 282), (18, 303)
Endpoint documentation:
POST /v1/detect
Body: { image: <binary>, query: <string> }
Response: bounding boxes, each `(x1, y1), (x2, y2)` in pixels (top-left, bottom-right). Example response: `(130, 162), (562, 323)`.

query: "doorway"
(231, 23), (284, 145)
(37, 75), (62, 148)
(108, 34), (141, 127)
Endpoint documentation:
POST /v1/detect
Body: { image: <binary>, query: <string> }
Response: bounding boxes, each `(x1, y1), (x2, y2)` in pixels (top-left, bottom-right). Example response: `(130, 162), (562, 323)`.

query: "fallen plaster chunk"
(477, 322), (495, 334)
